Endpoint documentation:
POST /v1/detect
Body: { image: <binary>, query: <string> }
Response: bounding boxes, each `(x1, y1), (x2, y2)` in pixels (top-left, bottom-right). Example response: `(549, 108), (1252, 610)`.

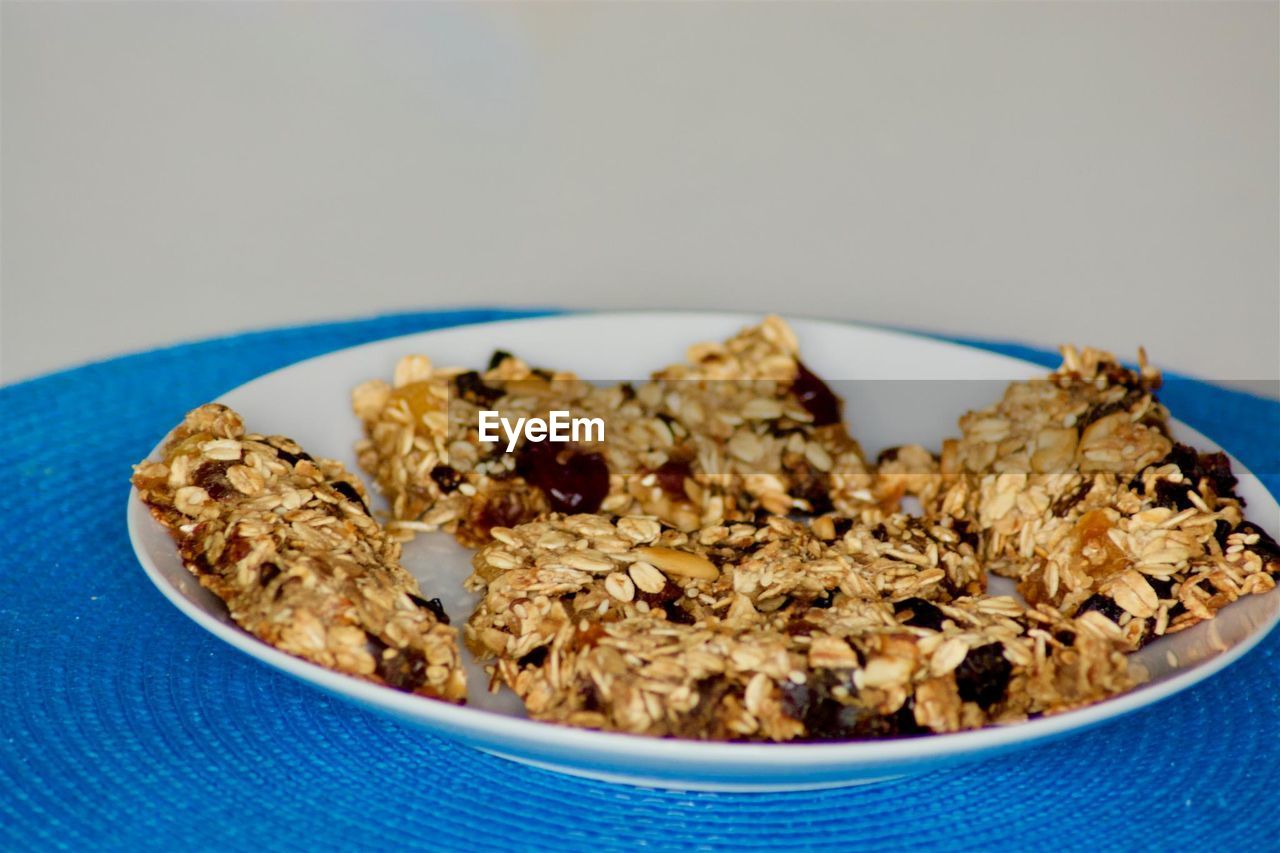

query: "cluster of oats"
(464, 513), (1133, 739)
(351, 317), (878, 548)
(132, 404), (466, 702)
(931, 346), (1280, 649)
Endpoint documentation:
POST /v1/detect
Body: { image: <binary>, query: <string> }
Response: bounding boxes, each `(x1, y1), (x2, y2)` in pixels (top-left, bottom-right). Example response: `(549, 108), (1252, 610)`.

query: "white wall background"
(3, 2), (1277, 389)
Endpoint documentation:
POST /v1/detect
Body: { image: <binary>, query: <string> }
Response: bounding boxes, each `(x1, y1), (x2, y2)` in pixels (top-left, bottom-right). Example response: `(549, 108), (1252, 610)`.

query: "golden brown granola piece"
(464, 513), (1131, 739)
(132, 404), (466, 702)
(352, 317), (878, 547)
(933, 346), (1279, 648)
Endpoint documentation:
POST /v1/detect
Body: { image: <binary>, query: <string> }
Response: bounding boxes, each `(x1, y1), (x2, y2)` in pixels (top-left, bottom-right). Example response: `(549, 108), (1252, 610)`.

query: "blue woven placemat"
(3, 309), (1278, 851)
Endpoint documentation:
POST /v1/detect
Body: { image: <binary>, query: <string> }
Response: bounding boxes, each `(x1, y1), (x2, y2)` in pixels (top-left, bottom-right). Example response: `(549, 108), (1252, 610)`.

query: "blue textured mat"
(3, 309), (1278, 851)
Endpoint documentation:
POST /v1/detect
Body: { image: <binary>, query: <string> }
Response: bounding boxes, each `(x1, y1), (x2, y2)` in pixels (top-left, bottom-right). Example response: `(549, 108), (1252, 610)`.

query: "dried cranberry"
(791, 361), (842, 427)
(954, 643), (1012, 709)
(430, 464), (463, 494)
(515, 440), (609, 514)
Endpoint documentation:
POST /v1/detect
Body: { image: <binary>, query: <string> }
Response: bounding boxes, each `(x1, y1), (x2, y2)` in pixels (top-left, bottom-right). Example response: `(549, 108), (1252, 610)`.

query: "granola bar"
(933, 346), (1280, 648)
(352, 317), (879, 547)
(464, 513), (1132, 739)
(132, 404), (467, 702)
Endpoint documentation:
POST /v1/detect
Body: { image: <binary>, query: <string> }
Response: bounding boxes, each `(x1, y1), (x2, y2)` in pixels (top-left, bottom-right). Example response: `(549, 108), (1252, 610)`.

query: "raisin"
(789, 461), (833, 515)
(1198, 452), (1238, 498)
(270, 443), (313, 467)
(876, 447), (902, 465)
(408, 593), (450, 625)
(1051, 480), (1092, 517)
(192, 460), (235, 502)
(950, 519), (979, 550)
(1053, 630), (1076, 647)
(430, 464), (463, 494)
(366, 634), (428, 691)
(893, 597), (946, 632)
(1153, 479), (1196, 511)
(330, 480), (368, 512)
(1236, 522), (1280, 568)
(258, 562), (280, 587)
(517, 646), (548, 668)
(618, 382), (636, 402)
(784, 672), (925, 740)
(1163, 443), (1200, 478)
(1076, 594), (1125, 623)
(487, 349), (514, 370)
(1146, 576), (1175, 600)
(515, 440), (609, 514)
(662, 600), (697, 625)
(954, 643), (1012, 709)
(831, 518), (854, 537)
(791, 361), (842, 427)
(1213, 520), (1233, 549)
(1078, 390), (1142, 430)
(870, 524), (889, 543)
(653, 458), (692, 500)
(455, 371), (503, 406)
(809, 589), (838, 609)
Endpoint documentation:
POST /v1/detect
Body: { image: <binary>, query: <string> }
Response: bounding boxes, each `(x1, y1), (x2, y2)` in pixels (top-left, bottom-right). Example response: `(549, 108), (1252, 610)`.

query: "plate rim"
(126, 310), (1280, 774)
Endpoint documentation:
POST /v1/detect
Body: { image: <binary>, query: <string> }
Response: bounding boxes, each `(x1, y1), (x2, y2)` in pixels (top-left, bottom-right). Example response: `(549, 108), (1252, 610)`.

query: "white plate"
(127, 312), (1280, 791)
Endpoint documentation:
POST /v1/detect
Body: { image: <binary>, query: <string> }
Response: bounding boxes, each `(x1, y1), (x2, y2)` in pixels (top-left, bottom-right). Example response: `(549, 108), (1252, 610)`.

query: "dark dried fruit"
(1051, 480), (1092, 517)
(893, 597), (946, 631)
(809, 588), (837, 609)
(1213, 519), (1233, 549)
(654, 458), (692, 500)
(1146, 576), (1175, 600)
(455, 371), (503, 406)
(258, 562), (280, 587)
(408, 593), (450, 625)
(789, 460), (833, 515)
(1078, 390), (1143, 431)
(366, 633), (428, 691)
(192, 460), (235, 502)
(875, 447), (902, 465)
(487, 349), (514, 370)
(782, 671), (925, 740)
(1053, 629), (1075, 647)
(954, 643), (1012, 710)
(831, 517), (854, 537)
(791, 361), (842, 427)
(1153, 479), (1196, 511)
(270, 443), (313, 467)
(1236, 522), (1280, 569)
(1076, 593), (1125, 623)
(515, 440), (610, 514)
(330, 480), (368, 512)
(662, 600), (697, 625)
(430, 464), (463, 494)
(950, 519), (979, 550)
(517, 646), (548, 668)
